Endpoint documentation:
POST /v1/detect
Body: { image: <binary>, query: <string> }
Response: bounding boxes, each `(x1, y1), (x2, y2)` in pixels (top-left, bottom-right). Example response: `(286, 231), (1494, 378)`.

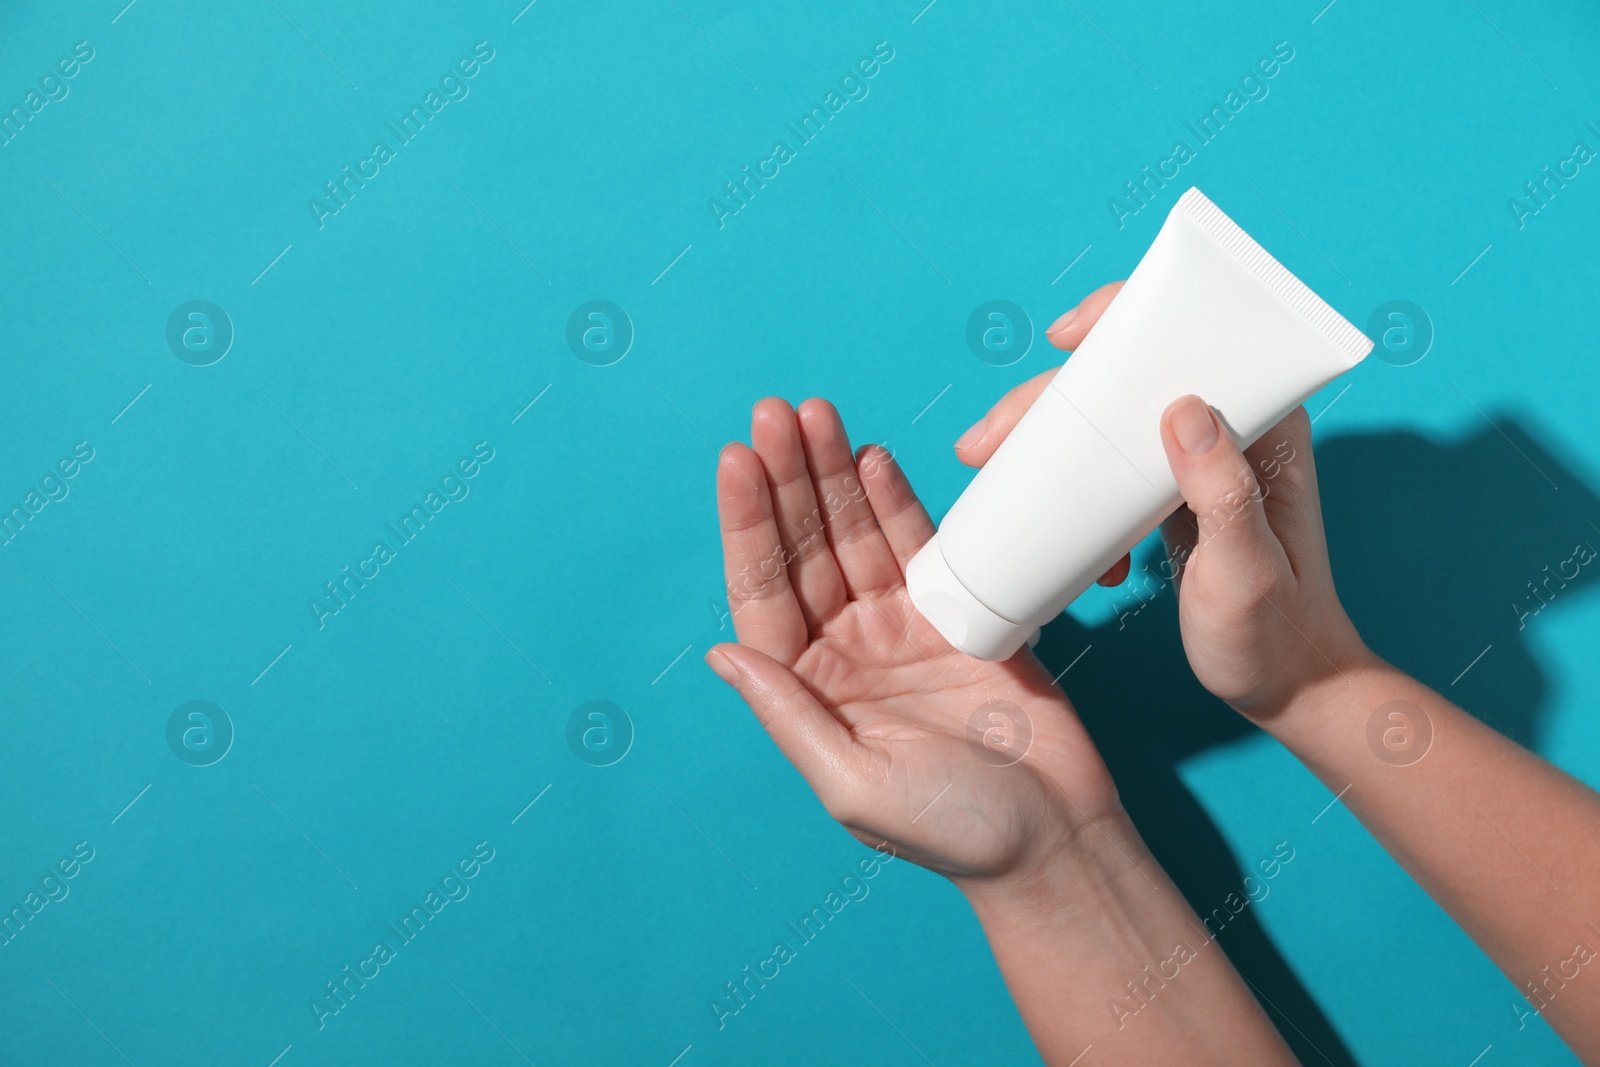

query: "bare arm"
(964, 280), (1600, 1060)
(1270, 656), (1600, 1050)
(706, 395), (1295, 1064)
(960, 804), (1298, 1064)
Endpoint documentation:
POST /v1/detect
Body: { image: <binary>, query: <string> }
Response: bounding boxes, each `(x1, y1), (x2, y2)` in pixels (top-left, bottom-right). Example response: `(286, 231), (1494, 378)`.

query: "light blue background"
(2, 0), (1597, 1064)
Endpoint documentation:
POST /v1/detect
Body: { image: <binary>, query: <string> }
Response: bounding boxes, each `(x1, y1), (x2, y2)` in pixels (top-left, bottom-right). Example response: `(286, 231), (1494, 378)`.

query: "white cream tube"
(907, 187), (1373, 660)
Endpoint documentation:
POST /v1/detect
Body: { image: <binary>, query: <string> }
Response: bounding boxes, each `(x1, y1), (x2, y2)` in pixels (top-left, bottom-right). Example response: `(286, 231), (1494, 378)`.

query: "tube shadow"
(1033, 414), (1600, 1066)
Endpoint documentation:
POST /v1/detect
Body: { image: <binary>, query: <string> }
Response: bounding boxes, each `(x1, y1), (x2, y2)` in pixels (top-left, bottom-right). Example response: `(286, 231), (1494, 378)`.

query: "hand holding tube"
(963, 285), (1600, 1061)
(956, 281), (1369, 718)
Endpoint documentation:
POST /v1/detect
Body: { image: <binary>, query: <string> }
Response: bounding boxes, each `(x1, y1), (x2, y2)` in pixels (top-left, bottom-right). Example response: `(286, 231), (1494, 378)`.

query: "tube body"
(906, 187), (1373, 660)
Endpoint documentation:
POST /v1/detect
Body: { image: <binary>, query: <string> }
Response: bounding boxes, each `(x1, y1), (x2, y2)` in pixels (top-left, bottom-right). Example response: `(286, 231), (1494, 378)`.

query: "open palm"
(707, 398), (1120, 884)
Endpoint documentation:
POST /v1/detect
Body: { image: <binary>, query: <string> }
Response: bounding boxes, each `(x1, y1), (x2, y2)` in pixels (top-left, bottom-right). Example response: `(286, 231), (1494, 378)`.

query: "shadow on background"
(1033, 416), (1600, 1067)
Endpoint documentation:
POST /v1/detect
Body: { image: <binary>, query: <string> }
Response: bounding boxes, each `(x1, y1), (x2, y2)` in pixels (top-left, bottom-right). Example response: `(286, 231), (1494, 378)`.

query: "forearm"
(959, 809), (1296, 1066)
(1266, 654), (1600, 1054)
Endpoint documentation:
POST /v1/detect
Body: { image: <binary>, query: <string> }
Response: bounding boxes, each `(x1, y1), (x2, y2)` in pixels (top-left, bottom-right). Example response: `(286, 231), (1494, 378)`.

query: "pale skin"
(710, 277), (1600, 1061)
(959, 282), (1600, 1061)
(705, 395), (1295, 1054)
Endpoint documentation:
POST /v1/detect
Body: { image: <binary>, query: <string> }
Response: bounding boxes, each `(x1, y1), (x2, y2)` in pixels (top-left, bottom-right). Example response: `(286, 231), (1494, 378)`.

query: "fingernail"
(705, 649), (742, 687)
(1170, 396), (1218, 455)
(954, 417), (987, 452)
(1045, 308), (1079, 338)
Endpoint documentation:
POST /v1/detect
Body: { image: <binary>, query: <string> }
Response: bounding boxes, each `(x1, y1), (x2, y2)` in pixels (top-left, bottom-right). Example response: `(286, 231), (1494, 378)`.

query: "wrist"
(1234, 609), (1380, 727)
(955, 803), (1299, 1064)
(956, 803), (1155, 927)
(1257, 646), (1401, 756)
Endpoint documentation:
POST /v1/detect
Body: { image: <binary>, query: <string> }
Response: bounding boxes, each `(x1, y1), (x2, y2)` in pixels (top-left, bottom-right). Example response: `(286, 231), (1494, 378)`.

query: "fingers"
(954, 367), (1053, 468)
(1159, 395), (1287, 585)
(954, 280), (1126, 467)
(1045, 280), (1125, 350)
(856, 444), (935, 570)
(705, 643), (862, 802)
(717, 443), (808, 664)
(1241, 406), (1329, 578)
(751, 398), (849, 630)
(797, 399), (903, 599)
(1163, 406), (1322, 593)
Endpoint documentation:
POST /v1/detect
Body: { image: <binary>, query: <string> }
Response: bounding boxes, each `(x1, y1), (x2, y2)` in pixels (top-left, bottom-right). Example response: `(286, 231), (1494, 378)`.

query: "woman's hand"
(955, 281), (1371, 721)
(1150, 394), (1371, 717)
(707, 397), (1124, 889)
(955, 284), (1600, 1063)
(708, 395), (1301, 1066)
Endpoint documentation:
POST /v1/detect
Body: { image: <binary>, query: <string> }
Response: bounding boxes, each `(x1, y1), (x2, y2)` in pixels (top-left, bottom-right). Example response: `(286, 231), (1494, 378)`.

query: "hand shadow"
(1032, 413), (1600, 1067)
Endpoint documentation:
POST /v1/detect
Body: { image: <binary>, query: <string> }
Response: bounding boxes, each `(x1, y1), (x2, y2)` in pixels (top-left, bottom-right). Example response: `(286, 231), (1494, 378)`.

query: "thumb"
(1159, 395), (1280, 579)
(705, 642), (861, 801)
